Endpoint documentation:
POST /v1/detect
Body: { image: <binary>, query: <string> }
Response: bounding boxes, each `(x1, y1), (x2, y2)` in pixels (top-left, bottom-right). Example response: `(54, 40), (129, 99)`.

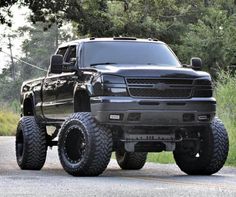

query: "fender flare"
(22, 91), (36, 116)
(73, 83), (91, 112)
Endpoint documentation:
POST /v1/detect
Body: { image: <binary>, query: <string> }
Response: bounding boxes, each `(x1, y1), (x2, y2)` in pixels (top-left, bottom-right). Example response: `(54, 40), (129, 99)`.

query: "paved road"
(0, 137), (236, 197)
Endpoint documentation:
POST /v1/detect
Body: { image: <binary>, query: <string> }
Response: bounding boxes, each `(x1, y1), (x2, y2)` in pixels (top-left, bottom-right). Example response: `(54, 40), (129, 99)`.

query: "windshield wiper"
(90, 62), (117, 67)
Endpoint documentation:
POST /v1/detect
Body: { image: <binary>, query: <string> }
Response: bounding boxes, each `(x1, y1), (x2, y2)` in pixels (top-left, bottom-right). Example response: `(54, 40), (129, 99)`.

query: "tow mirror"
(191, 57), (202, 71)
(50, 54), (63, 74)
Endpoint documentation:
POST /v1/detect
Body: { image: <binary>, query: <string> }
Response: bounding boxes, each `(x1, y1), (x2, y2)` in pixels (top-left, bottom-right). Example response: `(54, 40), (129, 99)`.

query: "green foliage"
(0, 22), (75, 104)
(147, 152), (175, 164)
(215, 71), (236, 166)
(0, 0), (17, 26)
(1, 1), (236, 70)
(178, 7), (236, 71)
(18, 23), (74, 79)
(0, 71), (23, 103)
(0, 110), (19, 136)
(1, 0), (234, 71)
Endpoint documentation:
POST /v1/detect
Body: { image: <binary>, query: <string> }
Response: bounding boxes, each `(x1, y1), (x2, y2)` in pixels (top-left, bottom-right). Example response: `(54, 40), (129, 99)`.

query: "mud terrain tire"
(58, 112), (112, 176)
(15, 116), (47, 170)
(174, 117), (229, 175)
(116, 150), (147, 170)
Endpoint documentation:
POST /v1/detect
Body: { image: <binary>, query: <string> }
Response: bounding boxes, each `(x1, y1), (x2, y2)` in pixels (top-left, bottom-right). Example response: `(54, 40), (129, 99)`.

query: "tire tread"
(16, 116), (47, 170)
(58, 112), (112, 176)
(116, 151), (147, 170)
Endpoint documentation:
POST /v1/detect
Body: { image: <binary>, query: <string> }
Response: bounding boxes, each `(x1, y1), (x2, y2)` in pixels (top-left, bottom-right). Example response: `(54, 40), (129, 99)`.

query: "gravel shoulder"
(1, 137), (236, 197)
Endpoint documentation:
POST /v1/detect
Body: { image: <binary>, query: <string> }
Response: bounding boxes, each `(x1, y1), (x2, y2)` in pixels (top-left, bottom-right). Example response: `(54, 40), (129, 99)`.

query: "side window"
(48, 45), (77, 75)
(56, 47), (68, 57)
(65, 46), (77, 63)
(48, 47), (68, 75)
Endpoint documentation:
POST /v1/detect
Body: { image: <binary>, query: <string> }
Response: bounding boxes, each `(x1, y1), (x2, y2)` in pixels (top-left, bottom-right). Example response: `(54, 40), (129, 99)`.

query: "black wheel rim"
(179, 131), (206, 161)
(64, 126), (86, 163)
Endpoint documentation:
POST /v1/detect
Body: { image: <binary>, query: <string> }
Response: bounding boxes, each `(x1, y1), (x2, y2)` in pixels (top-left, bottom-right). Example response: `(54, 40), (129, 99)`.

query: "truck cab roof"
(58, 37), (164, 48)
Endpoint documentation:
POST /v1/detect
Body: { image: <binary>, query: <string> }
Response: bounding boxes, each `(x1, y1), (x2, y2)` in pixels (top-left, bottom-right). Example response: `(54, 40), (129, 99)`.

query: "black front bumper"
(90, 96), (216, 126)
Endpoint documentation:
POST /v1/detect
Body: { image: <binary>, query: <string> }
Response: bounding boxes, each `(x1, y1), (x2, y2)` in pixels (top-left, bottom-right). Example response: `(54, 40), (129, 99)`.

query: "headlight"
(192, 78), (213, 97)
(92, 74), (128, 96)
(102, 75), (126, 84)
(103, 86), (128, 96)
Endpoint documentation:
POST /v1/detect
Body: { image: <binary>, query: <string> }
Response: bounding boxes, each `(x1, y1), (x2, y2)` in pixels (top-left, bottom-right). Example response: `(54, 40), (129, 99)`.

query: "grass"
(147, 152), (175, 164)
(214, 71), (236, 166)
(112, 152), (175, 164)
(0, 110), (19, 136)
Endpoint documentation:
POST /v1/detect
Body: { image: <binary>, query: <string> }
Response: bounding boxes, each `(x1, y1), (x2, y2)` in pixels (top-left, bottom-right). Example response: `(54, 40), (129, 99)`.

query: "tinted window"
(65, 46), (77, 63)
(57, 47), (68, 57)
(48, 47), (68, 75)
(82, 41), (181, 67)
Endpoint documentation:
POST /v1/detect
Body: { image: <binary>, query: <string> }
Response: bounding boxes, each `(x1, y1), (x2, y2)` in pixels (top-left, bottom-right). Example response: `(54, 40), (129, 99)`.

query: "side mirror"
(50, 54), (63, 74)
(191, 57), (202, 71)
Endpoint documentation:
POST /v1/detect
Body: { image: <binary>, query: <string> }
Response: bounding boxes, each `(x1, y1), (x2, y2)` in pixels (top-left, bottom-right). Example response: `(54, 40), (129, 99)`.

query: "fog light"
(183, 113), (195, 122)
(109, 114), (123, 120)
(127, 113), (141, 121)
(198, 115), (210, 121)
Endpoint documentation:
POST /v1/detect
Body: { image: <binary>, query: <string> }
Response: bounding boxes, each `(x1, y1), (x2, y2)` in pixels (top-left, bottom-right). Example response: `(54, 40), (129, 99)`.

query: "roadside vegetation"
(0, 109), (19, 136)
(215, 71), (236, 166)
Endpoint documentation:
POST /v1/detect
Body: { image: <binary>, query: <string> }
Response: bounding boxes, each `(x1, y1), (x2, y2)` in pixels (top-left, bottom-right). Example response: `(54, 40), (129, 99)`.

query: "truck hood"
(91, 64), (210, 79)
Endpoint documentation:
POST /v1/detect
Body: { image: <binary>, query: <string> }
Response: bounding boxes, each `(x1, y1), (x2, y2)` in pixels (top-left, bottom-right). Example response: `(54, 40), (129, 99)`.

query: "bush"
(215, 71), (236, 166)
(0, 110), (19, 136)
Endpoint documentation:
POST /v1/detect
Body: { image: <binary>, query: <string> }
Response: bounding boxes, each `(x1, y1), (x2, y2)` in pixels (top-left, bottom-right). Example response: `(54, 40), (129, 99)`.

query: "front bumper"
(90, 96), (216, 126)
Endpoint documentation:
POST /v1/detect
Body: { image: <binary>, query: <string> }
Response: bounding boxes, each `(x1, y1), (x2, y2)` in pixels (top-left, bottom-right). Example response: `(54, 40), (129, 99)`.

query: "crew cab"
(15, 38), (228, 176)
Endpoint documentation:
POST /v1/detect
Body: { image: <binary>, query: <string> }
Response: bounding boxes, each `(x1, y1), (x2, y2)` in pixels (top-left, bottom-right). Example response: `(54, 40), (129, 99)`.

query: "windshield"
(82, 41), (181, 67)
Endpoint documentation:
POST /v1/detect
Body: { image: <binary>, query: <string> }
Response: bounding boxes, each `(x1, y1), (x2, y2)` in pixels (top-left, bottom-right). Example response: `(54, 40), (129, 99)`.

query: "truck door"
(53, 45), (78, 119)
(42, 46), (68, 120)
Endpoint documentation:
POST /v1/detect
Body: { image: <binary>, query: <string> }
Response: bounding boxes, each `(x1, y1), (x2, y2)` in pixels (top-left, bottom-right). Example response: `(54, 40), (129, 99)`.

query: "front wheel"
(173, 117), (229, 175)
(58, 112), (113, 176)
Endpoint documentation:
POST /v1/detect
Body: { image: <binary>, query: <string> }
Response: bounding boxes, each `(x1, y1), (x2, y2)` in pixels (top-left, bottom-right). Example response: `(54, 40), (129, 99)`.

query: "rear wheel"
(15, 116), (47, 170)
(116, 150), (147, 170)
(173, 118), (229, 175)
(58, 112), (112, 176)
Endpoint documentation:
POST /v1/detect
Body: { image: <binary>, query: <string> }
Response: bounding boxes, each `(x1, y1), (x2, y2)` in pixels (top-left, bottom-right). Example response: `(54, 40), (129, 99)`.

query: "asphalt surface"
(1, 137), (236, 197)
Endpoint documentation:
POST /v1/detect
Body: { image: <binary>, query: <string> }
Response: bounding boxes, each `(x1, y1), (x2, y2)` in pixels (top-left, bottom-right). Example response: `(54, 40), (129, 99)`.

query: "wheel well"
(23, 98), (34, 116)
(74, 90), (91, 112)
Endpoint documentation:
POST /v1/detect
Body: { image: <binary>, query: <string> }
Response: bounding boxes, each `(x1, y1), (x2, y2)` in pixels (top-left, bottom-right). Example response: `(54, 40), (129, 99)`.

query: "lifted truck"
(16, 37), (229, 176)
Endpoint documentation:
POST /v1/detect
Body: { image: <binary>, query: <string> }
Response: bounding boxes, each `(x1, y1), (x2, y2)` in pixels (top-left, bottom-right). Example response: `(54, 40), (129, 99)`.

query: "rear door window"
(64, 46), (77, 63)
(57, 47), (68, 57)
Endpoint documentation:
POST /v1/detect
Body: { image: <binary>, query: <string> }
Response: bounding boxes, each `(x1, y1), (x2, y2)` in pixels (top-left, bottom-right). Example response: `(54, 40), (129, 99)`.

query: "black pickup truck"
(16, 37), (229, 176)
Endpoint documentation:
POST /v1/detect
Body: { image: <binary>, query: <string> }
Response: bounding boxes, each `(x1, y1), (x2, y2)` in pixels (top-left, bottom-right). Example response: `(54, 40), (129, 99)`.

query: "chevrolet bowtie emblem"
(153, 83), (169, 91)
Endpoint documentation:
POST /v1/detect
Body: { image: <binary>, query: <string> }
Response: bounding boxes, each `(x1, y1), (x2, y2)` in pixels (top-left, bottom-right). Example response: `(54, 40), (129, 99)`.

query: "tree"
(2, 0), (236, 73)
(178, 7), (236, 72)
(0, 0), (17, 26)
(0, 1), (204, 39)
(0, 22), (75, 104)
